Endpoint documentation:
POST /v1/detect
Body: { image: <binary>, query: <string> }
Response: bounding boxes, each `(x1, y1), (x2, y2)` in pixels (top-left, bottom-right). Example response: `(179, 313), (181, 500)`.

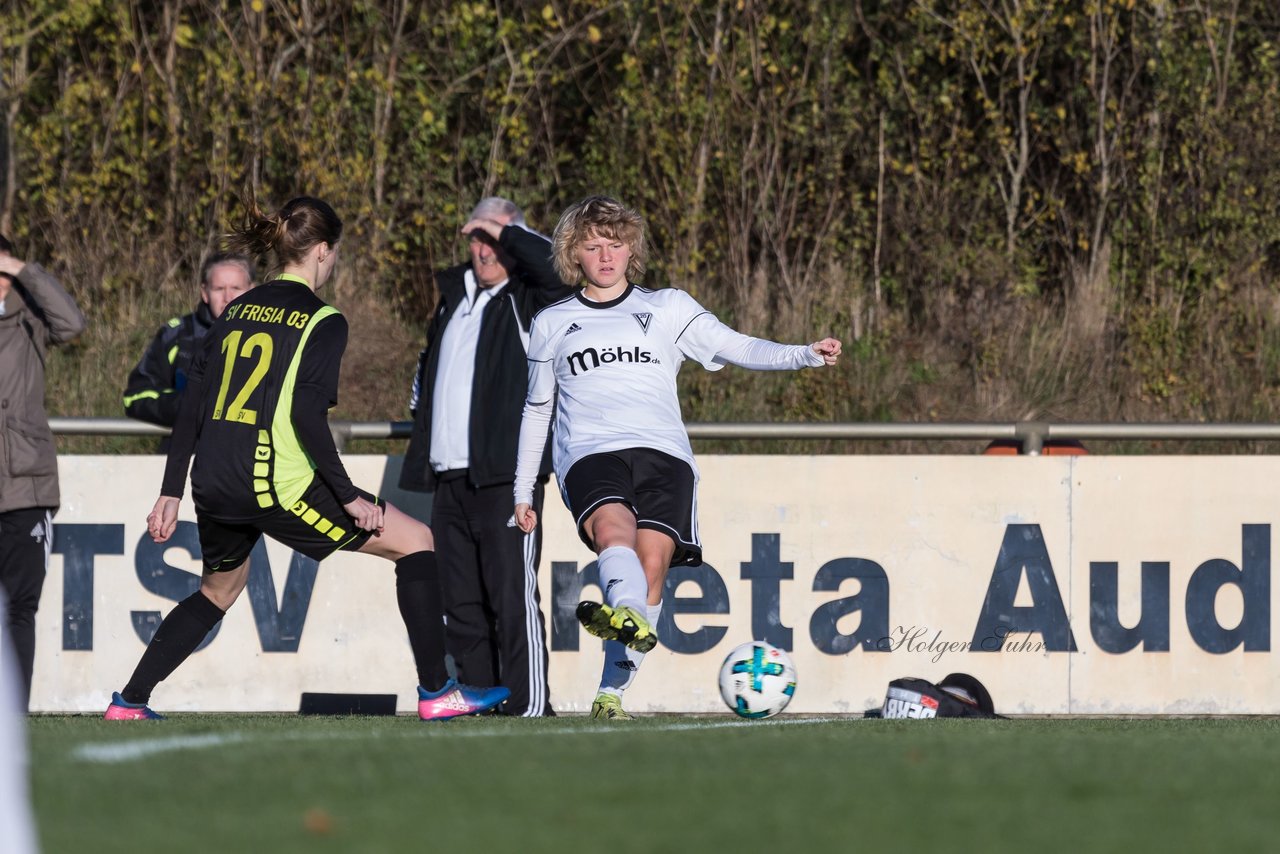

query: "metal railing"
(48, 416), (1280, 454)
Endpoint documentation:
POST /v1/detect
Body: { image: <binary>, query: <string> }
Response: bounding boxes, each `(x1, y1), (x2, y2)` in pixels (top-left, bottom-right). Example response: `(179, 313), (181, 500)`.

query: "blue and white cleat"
(417, 679), (510, 721)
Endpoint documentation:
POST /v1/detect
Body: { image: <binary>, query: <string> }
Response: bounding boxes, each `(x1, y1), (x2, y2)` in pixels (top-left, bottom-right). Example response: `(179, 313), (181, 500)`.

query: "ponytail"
(227, 196), (342, 267)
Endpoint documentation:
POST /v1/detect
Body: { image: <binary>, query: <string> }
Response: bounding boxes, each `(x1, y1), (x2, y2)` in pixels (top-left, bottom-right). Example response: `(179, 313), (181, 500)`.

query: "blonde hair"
(551, 195), (647, 286)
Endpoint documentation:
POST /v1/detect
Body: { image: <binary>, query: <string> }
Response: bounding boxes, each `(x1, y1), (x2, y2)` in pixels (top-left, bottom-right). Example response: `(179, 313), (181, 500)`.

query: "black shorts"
(197, 477), (382, 572)
(560, 448), (702, 567)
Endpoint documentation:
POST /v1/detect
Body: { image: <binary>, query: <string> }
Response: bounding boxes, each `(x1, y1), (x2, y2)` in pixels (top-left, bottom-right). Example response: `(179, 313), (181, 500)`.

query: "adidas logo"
(430, 690), (473, 712)
(612, 660), (639, 671)
(565, 322), (583, 336)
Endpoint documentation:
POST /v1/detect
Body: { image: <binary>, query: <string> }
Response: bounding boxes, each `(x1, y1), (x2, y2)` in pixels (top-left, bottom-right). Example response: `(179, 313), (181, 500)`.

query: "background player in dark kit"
(122, 252), (255, 446)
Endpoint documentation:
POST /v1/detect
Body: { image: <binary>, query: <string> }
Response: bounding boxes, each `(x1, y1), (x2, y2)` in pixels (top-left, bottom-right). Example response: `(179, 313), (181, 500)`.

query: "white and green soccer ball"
(718, 641), (797, 719)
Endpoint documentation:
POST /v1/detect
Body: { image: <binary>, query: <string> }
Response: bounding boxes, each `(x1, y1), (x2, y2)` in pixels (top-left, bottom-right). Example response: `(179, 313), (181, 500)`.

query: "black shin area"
(119, 591), (226, 705)
(395, 551), (449, 692)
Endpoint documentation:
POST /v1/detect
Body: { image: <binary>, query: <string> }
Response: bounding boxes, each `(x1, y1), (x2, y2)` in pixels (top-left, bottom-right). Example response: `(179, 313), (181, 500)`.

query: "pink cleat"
(104, 692), (164, 720)
(417, 679), (510, 721)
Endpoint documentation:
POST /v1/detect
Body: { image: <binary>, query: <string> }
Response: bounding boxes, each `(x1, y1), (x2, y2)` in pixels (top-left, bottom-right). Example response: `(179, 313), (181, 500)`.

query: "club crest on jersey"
(632, 312), (652, 334)
(564, 322), (583, 336)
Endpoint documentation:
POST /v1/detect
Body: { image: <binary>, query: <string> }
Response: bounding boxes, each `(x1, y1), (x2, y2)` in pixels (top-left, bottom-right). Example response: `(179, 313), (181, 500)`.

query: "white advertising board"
(29, 454), (1278, 715)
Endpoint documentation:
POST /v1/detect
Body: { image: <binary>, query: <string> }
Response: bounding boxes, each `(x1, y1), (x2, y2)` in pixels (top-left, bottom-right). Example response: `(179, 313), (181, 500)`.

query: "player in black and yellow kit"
(104, 197), (509, 720)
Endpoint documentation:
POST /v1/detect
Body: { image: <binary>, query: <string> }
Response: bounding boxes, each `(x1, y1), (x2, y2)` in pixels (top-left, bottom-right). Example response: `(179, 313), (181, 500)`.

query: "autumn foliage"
(3, 1), (1278, 445)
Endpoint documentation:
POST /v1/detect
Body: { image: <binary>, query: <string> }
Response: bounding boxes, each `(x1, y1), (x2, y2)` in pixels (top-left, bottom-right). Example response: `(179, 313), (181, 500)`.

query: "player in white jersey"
(513, 196), (841, 719)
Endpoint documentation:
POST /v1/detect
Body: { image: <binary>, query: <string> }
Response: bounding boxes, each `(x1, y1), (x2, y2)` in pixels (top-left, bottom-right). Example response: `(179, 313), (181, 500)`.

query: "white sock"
(598, 640), (639, 695)
(599, 601), (663, 696)
(596, 546), (647, 611)
(646, 601), (663, 633)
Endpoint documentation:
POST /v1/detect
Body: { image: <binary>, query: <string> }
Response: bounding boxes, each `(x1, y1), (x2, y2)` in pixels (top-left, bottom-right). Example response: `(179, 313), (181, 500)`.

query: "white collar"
(463, 269), (509, 307)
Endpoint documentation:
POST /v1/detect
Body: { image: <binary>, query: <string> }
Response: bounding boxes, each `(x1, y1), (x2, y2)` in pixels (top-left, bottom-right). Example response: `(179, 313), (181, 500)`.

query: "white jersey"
(513, 284), (823, 505)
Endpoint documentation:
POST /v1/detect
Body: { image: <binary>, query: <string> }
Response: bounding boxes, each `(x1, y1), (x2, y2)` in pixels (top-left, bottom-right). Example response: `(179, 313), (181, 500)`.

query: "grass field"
(27, 714), (1280, 853)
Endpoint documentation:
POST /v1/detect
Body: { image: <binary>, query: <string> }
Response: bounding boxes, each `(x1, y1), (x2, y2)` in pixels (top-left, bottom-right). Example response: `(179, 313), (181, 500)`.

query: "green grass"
(27, 715), (1280, 853)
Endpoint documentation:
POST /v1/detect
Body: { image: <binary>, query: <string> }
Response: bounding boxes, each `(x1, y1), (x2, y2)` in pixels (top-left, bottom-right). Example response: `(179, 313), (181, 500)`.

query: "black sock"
(120, 591), (225, 705)
(395, 550), (449, 692)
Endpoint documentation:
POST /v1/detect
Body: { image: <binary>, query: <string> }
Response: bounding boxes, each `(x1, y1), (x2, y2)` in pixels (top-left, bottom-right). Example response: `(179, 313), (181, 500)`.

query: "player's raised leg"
(358, 503), (509, 720)
(591, 528), (673, 720)
(576, 502), (655, 655)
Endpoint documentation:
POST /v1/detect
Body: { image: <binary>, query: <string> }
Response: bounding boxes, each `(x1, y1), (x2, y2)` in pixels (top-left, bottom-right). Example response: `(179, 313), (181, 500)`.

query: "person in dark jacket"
(0, 234), (86, 711)
(122, 252), (254, 435)
(400, 197), (571, 716)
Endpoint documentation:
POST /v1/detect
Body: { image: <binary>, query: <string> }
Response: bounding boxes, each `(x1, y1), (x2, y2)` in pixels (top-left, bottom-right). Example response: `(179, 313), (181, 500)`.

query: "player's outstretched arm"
(811, 337), (842, 365)
(147, 496), (181, 543)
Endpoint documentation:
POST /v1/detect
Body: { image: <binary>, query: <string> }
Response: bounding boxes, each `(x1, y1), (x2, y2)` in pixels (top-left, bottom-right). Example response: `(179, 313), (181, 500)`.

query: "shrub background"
(3, 0), (1278, 452)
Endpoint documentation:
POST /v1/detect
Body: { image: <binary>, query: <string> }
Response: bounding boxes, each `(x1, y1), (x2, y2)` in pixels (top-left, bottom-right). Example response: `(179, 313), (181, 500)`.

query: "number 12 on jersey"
(213, 329), (274, 424)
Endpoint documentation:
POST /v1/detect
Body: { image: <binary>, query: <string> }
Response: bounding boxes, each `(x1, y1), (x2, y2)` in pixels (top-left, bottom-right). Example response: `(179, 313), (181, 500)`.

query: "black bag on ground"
(869, 672), (1004, 719)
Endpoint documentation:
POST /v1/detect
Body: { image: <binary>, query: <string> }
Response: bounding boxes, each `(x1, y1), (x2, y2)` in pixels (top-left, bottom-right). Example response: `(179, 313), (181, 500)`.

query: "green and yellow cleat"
(590, 692), (634, 721)
(576, 600), (657, 653)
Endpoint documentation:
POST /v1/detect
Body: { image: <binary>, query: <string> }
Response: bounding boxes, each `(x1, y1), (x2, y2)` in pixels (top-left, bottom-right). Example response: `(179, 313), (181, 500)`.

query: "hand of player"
(147, 496), (180, 543)
(811, 337), (842, 365)
(344, 496), (385, 533)
(515, 503), (538, 533)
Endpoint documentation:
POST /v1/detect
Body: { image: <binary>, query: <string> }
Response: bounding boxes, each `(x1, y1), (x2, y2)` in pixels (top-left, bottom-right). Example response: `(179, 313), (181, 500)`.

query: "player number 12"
(212, 329), (273, 424)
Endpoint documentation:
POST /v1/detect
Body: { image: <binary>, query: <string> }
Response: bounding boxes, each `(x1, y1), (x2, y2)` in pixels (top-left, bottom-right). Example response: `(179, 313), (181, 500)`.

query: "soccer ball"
(718, 641), (797, 719)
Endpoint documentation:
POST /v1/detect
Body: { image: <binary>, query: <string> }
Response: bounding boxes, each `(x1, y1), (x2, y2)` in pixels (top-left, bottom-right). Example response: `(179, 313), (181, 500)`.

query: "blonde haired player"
(513, 196), (841, 719)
